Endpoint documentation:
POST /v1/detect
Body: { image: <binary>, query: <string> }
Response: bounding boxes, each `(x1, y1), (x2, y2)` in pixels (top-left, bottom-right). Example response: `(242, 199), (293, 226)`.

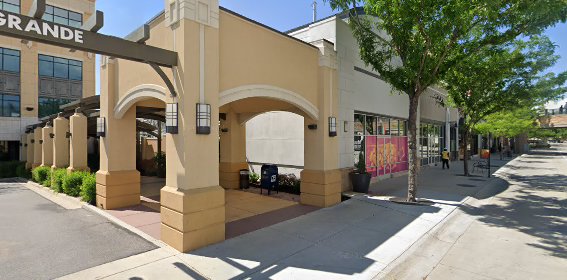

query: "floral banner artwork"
(365, 136), (378, 177)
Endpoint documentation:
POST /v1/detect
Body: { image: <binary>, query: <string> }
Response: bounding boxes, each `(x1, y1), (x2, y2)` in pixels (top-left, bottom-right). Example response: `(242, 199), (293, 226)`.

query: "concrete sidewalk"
(60, 157), (513, 279)
(379, 149), (567, 280)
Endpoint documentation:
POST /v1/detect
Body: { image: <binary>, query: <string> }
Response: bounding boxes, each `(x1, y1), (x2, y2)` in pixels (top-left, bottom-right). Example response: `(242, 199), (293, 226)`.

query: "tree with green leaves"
(444, 36), (567, 175)
(327, 0), (567, 201)
(474, 107), (539, 159)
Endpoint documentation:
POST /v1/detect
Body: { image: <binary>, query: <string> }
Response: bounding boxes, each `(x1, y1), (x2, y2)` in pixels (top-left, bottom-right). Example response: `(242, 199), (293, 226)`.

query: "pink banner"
(365, 136), (378, 177)
(393, 137), (409, 173)
(377, 137), (385, 176)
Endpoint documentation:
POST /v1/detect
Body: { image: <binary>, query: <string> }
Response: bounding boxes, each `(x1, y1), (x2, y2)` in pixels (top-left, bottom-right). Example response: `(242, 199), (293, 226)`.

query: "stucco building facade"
(247, 12), (460, 189)
(0, 0), (96, 163)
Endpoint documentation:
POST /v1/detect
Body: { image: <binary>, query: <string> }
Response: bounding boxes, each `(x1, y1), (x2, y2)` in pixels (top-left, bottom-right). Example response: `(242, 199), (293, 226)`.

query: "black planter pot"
(350, 172), (371, 193)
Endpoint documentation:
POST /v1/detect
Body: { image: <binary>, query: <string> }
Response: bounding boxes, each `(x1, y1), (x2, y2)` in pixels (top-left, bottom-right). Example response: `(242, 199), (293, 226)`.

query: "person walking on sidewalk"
(442, 148), (450, 169)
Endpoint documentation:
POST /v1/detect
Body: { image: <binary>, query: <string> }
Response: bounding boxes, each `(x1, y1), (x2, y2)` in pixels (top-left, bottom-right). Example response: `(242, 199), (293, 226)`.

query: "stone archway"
(219, 85), (319, 121)
(114, 84), (168, 119)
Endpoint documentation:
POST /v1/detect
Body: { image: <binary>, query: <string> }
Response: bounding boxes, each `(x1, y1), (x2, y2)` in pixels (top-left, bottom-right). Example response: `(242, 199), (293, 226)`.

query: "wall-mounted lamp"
(308, 124), (318, 130)
(25, 106), (34, 112)
(196, 103), (211, 135)
(24, 144), (28, 147)
(66, 132), (72, 138)
(49, 133), (55, 139)
(39, 140), (44, 144)
(97, 117), (106, 137)
(329, 117), (337, 137)
(166, 103), (179, 134)
(31, 139), (35, 144)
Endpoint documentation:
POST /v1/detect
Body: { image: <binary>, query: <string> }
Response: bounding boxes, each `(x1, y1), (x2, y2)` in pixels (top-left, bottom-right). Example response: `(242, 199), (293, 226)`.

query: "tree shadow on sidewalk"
(461, 173), (567, 259)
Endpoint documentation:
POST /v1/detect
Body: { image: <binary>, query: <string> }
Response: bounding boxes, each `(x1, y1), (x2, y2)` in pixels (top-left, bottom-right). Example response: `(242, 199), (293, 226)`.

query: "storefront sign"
(0, 10), (177, 67)
(0, 11), (84, 43)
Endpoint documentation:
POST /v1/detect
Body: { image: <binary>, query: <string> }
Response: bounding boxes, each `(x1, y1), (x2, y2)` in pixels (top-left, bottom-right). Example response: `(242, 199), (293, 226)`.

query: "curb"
(81, 204), (171, 250)
(18, 178), (173, 251)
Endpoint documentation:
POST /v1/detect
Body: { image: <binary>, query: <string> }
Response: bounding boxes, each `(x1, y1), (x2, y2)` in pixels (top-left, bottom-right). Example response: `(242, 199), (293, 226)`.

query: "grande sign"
(0, 10), (177, 68)
(0, 11), (84, 43)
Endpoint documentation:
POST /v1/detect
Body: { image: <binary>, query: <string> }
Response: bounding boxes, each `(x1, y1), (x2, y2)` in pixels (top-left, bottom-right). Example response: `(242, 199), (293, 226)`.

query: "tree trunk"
(462, 126), (470, 176)
(407, 95), (419, 202)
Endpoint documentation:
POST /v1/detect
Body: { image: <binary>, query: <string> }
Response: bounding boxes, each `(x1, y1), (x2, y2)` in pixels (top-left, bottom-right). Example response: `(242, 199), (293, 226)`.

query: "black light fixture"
(24, 144), (28, 147)
(49, 133), (55, 139)
(166, 103), (179, 134)
(196, 103), (211, 135)
(39, 140), (44, 144)
(97, 117), (106, 137)
(66, 132), (72, 138)
(25, 106), (34, 111)
(329, 117), (337, 137)
(31, 139), (35, 144)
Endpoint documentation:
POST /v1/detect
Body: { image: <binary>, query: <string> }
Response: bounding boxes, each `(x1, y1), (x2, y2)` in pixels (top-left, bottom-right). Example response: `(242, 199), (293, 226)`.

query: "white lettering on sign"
(0, 12), (84, 44)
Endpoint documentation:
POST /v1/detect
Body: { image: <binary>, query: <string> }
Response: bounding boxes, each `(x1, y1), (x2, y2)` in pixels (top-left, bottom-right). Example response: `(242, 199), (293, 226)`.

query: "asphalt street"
(0, 182), (156, 280)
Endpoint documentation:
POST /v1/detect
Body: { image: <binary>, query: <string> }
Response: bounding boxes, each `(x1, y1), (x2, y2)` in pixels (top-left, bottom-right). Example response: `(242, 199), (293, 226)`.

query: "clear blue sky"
(94, 0), (567, 106)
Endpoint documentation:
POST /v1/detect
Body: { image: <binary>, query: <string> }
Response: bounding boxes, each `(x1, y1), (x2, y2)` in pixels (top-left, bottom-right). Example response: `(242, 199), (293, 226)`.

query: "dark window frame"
(0, 0), (20, 14)
(0, 93), (20, 117)
(42, 4), (83, 28)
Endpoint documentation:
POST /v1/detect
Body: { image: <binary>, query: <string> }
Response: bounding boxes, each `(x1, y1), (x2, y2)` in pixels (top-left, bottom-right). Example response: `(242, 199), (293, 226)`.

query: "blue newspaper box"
(260, 164), (278, 195)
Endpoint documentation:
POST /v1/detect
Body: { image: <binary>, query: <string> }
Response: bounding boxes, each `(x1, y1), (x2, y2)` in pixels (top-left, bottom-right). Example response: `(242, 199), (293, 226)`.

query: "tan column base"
(300, 169), (342, 208)
(161, 185), (225, 252)
(95, 170), (140, 210)
(67, 166), (91, 174)
(219, 162), (248, 189)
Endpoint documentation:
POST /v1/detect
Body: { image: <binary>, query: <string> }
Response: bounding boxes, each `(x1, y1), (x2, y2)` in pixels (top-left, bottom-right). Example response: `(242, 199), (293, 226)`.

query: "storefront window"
(354, 113), (409, 176)
(420, 122), (443, 165)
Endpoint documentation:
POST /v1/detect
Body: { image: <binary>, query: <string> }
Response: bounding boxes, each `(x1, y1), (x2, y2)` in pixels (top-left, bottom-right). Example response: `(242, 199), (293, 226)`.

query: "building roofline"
(285, 7), (365, 34)
(124, 7), (319, 50)
(218, 7), (318, 50)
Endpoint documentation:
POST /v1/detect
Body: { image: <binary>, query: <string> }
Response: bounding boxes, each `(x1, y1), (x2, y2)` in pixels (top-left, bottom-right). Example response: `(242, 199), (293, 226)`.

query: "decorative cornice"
(312, 39), (337, 69)
(165, 0), (219, 28)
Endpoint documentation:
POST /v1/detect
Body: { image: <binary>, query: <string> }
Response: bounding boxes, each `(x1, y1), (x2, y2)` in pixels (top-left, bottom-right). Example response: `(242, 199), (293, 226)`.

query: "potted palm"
(350, 151), (371, 193)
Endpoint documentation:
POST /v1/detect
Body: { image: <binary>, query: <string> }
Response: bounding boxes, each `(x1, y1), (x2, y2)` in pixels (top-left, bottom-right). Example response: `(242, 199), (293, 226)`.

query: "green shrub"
(249, 172), (260, 184)
(51, 169), (67, 193)
(80, 173), (96, 205)
(15, 163), (31, 179)
(278, 174), (301, 195)
(32, 166), (51, 185)
(0, 161), (23, 178)
(43, 171), (52, 188)
(62, 171), (87, 197)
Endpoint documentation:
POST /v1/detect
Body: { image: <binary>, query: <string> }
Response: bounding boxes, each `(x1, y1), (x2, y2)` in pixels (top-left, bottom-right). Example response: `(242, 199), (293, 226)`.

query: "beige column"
(160, 0), (225, 252)
(96, 57), (140, 210)
(68, 109), (89, 172)
(300, 40), (341, 208)
(20, 134), (27, 162)
(32, 127), (42, 168)
(219, 109), (248, 189)
(25, 132), (34, 169)
(41, 124), (54, 167)
(52, 114), (70, 169)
